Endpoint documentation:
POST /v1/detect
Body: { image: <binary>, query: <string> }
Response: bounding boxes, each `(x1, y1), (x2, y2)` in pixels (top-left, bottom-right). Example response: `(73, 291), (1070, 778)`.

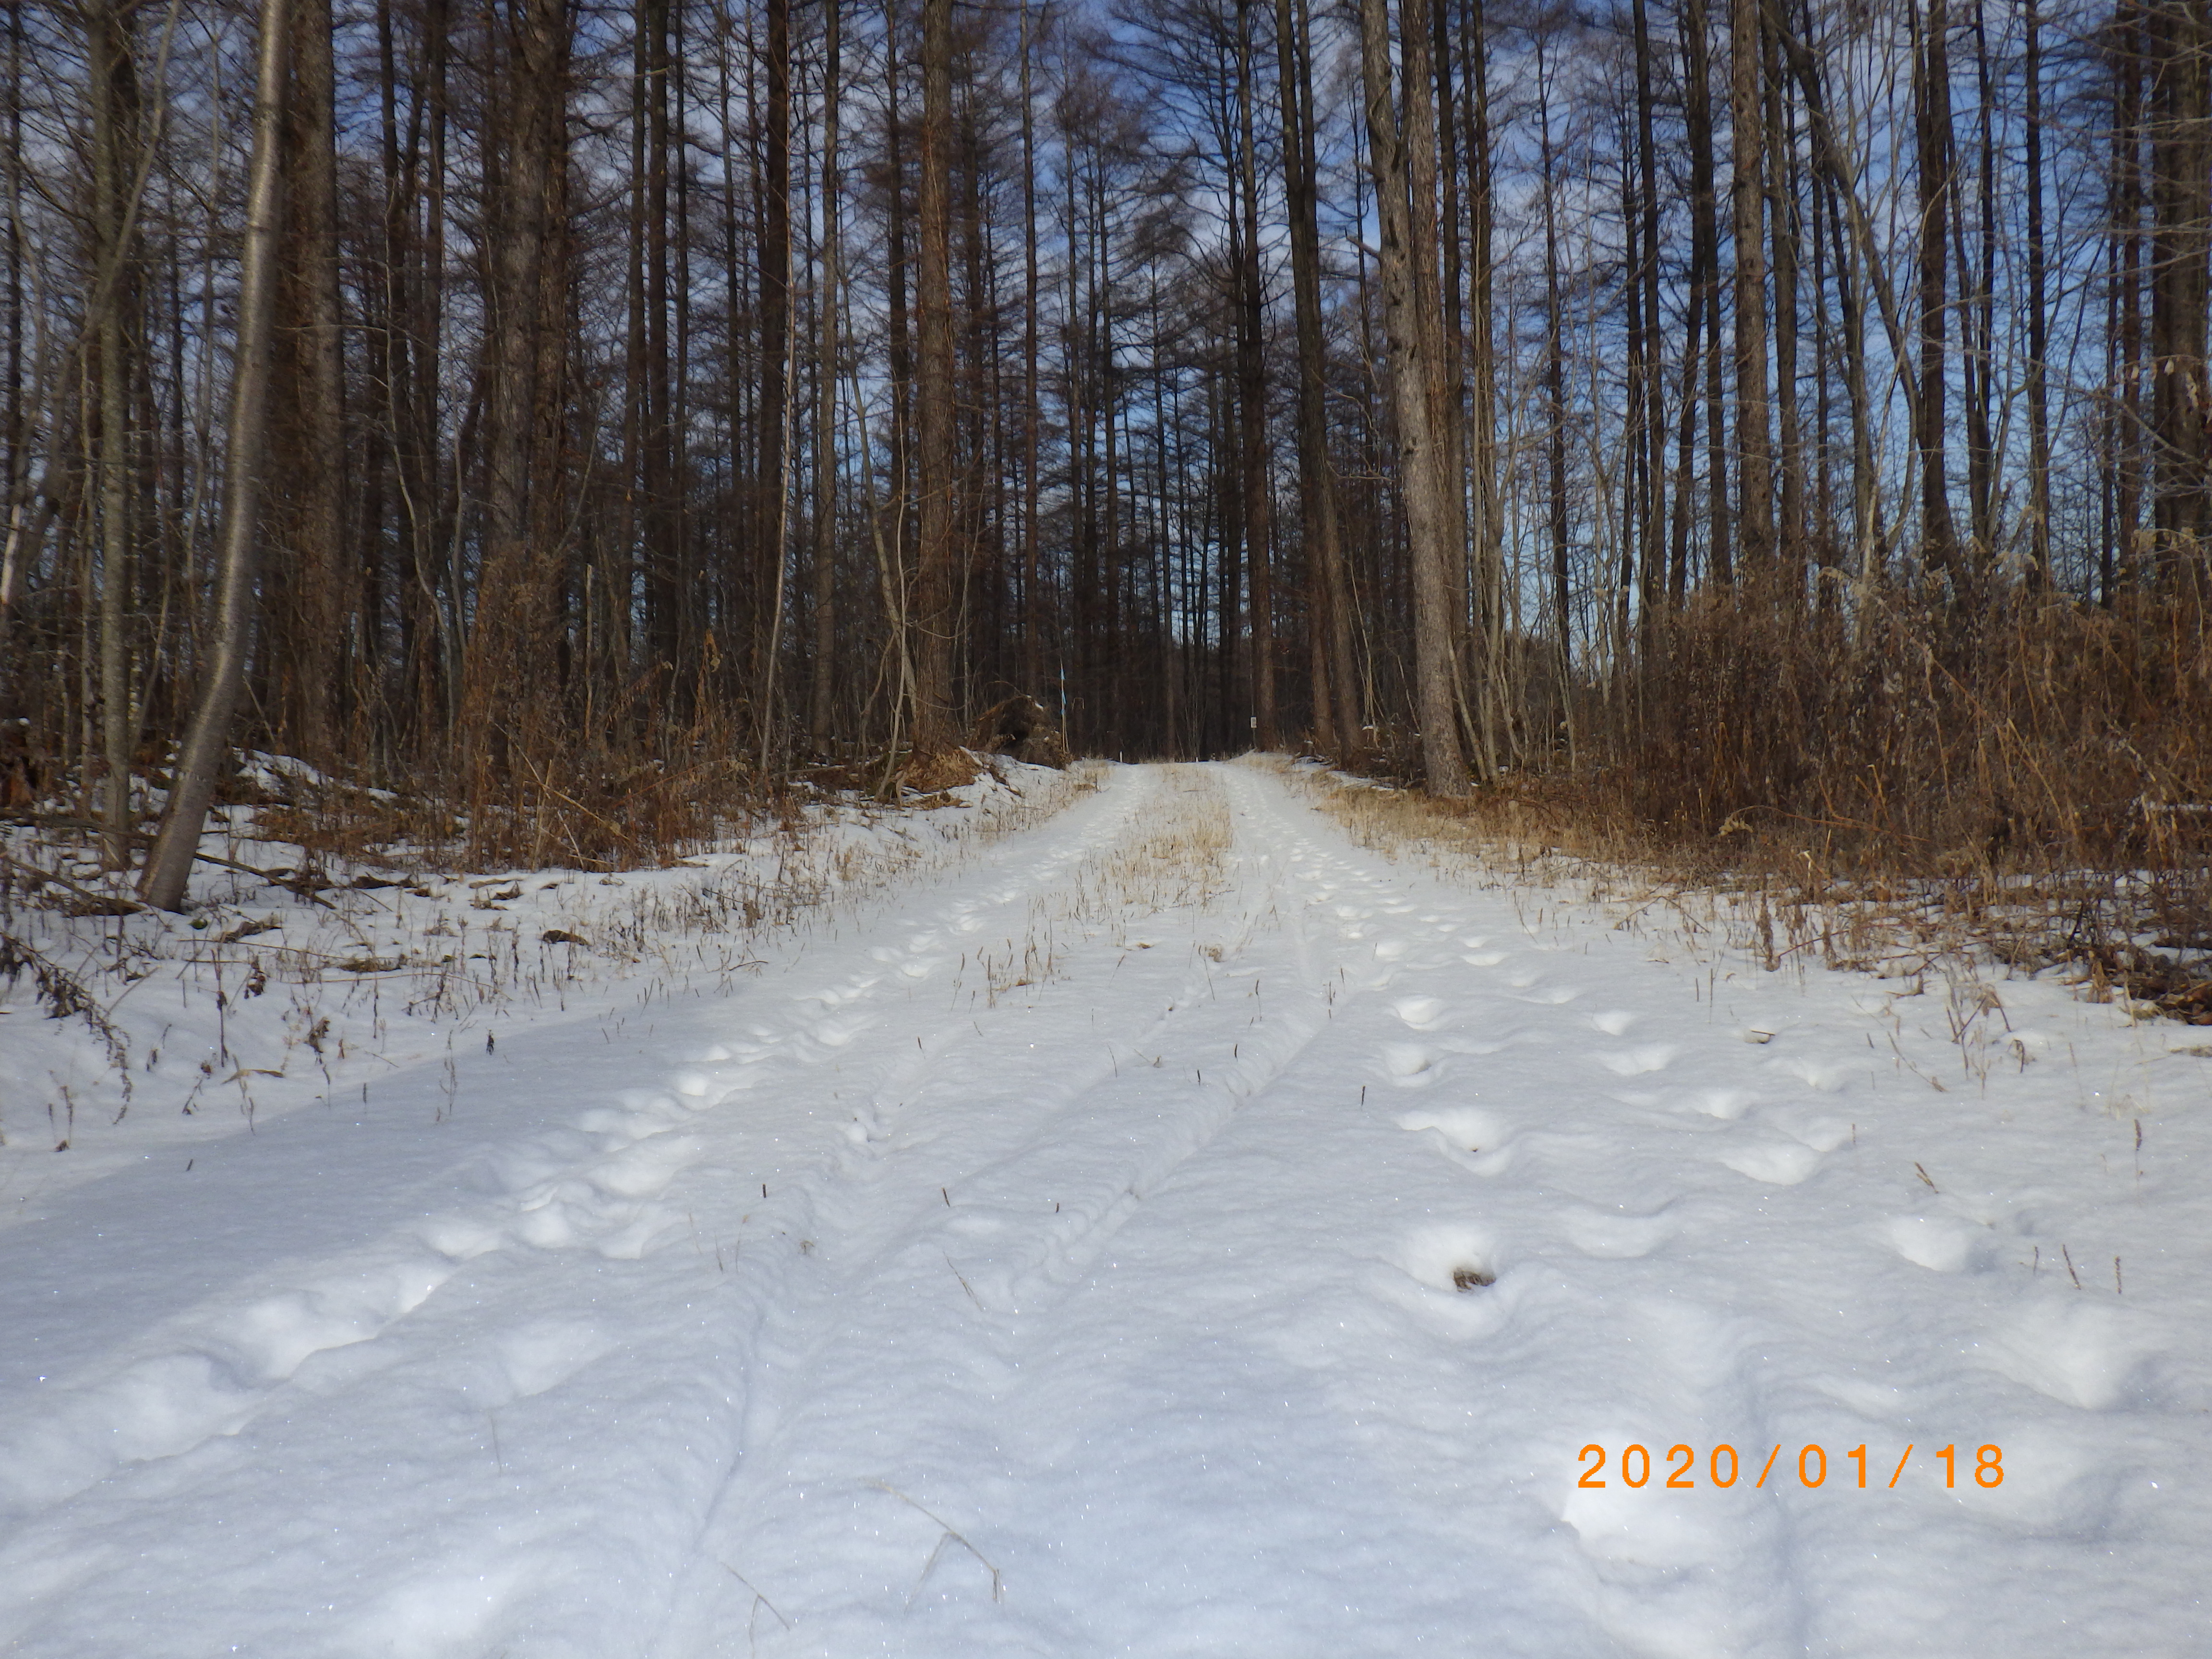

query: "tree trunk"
(808, 0), (842, 746)
(1683, 0), (1731, 585)
(1020, 0), (1043, 701)
(913, 0), (957, 752)
(1539, 40), (1572, 763)
(89, 0), (139, 868)
(266, 0), (345, 767)
(1730, 0), (1772, 573)
(1275, 0), (1358, 762)
(1765, 5), (1803, 583)
(141, 0), (289, 911)
(759, 0), (791, 744)
(1914, 0), (1962, 581)
(2022, 0), (2052, 581)
(1631, 0), (1666, 642)
(1359, 0), (1467, 795)
(2149, 0), (2212, 569)
(457, 0), (566, 790)
(1235, 0), (1276, 749)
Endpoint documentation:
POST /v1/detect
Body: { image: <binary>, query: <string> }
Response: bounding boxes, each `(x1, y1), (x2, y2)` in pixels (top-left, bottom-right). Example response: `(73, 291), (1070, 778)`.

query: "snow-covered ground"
(2, 760), (2206, 1657)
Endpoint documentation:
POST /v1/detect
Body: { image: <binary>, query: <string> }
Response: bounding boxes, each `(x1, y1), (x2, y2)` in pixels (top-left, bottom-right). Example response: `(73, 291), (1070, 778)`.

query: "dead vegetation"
(0, 756), (1102, 1156)
(1307, 587), (2212, 1023)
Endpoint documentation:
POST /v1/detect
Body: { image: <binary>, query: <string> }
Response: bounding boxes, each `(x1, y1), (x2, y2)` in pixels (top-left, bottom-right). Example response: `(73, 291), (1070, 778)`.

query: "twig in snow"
(869, 1481), (1005, 1605)
(2062, 1244), (2082, 1289)
(720, 1563), (793, 1651)
(943, 1251), (986, 1311)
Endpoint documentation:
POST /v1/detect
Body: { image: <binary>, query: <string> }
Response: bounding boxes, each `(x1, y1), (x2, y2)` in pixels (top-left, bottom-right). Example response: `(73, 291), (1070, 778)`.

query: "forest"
(0, 0), (2206, 920)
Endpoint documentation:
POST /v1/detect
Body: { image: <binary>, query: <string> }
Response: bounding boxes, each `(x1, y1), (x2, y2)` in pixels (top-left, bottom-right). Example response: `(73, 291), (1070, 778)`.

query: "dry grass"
(1314, 586), (2212, 1023)
(0, 758), (1106, 1145)
(939, 764), (1234, 1014)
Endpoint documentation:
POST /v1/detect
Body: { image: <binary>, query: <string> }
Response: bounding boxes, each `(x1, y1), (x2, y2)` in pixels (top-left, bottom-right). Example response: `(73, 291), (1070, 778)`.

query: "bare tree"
(140, 0), (289, 911)
(1360, 0), (1467, 794)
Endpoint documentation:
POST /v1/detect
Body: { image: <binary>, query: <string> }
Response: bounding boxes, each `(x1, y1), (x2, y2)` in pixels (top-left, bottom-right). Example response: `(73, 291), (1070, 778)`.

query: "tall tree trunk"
(2149, 0), (2212, 570)
(1683, 0), (1731, 585)
(1275, 0), (1358, 762)
(1765, 7), (1804, 585)
(2114, 1), (2144, 594)
(1538, 40), (1572, 763)
(1464, 0), (1502, 775)
(457, 0), (566, 790)
(913, 0), (957, 752)
(1359, 0), (1467, 795)
(758, 0), (792, 745)
(1730, 0), (1772, 573)
(141, 0), (289, 911)
(1631, 0), (1665, 643)
(884, 0), (915, 736)
(808, 0), (842, 746)
(1020, 0), (1043, 699)
(1235, 0), (1276, 748)
(1914, 0), (1962, 581)
(1965, 0), (1997, 561)
(89, 0), (139, 867)
(268, 0), (345, 766)
(2022, 0), (2053, 581)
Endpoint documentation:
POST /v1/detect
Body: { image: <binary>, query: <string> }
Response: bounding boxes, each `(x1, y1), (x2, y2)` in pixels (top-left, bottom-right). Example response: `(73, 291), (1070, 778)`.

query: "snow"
(3, 759), (2208, 1656)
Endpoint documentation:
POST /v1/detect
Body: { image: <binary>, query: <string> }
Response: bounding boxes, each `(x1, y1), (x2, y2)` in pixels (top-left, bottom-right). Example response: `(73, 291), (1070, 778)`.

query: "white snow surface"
(2, 760), (2208, 1656)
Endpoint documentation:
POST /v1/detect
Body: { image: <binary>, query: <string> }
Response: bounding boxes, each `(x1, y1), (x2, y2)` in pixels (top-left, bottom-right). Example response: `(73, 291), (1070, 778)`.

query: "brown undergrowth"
(1345, 584), (2212, 1022)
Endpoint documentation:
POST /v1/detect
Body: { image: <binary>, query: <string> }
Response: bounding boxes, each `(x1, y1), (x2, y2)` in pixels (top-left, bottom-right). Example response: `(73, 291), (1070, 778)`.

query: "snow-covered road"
(2, 761), (2205, 1657)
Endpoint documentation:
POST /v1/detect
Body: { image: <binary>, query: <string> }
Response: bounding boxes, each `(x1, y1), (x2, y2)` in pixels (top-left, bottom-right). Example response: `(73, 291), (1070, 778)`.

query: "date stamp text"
(1576, 1442), (2004, 1491)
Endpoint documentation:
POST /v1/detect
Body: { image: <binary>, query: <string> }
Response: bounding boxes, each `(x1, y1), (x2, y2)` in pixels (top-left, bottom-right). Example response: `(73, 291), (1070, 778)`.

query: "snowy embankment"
(2, 760), (2206, 1657)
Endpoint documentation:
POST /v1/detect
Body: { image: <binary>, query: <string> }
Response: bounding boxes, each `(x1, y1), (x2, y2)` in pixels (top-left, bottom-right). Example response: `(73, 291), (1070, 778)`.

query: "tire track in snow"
(0, 767), (1179, 1657)
(8, 761), (2195, 1658)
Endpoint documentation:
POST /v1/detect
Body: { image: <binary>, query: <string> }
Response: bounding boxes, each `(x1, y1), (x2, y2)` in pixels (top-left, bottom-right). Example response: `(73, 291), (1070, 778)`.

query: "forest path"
(1, 761), (2200, 1658)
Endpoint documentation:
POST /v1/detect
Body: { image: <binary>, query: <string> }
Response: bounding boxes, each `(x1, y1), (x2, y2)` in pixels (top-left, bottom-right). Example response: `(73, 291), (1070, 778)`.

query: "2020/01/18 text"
(1576, 1442), (2003, 1491)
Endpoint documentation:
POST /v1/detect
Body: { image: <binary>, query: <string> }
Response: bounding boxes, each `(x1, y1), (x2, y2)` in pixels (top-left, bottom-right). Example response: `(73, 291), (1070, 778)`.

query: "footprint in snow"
(1594, 1043), (1679, 1076)
(1396, 1106), (1516, 1176)
(1771, 1053), (1851, 1093)
(806, 1014), (877, 1049)
(800, 975), (879, 1009)
(1717, 1138), (1824, 1186)
(1381, 1043), (1443, 1086)
(1561, 1205), (1677, 1260)
(1981, 1299), (2156, 1410)
(1588, 1009), (1639, 1035)
(1392, 994), (1450, 1030)
(1395, 1105), (1504, 1151)
(219, 1264), (451, 1384)
(1766, 1110), (1852, 1152)
(419, 1217), (504, 1262)
(1689, 1087), (1756, 1120)
(586, 1133), (701, 1200)
(1394, 1222), (1502, 1294)
(1886, 1214), (1997, 1274)
(494, 1319), (613, 1400)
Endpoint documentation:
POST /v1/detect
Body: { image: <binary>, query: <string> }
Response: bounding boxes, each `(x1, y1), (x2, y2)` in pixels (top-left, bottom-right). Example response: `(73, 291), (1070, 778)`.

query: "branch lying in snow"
(869, 1481), (1005, 1604)
(0, 849), (144, 913)
(5, 816), (339, 906)
(718, 1563), (793, 1646)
